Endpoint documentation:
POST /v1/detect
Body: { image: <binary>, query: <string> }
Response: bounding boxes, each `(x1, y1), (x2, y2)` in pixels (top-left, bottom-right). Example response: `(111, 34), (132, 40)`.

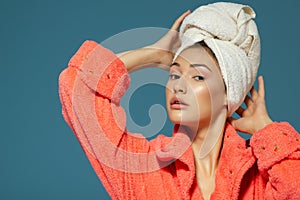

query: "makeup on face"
(165, 44), (226, 128)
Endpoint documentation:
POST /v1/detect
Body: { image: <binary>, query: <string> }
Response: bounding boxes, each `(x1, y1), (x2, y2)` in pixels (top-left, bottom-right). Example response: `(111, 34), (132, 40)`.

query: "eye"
(193, 76), (204, 81)
(169, 74), (180, 80)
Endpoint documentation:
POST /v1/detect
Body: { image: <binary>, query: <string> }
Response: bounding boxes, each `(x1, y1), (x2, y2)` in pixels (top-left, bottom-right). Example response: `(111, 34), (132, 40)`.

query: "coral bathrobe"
(58, 40), (300, 200)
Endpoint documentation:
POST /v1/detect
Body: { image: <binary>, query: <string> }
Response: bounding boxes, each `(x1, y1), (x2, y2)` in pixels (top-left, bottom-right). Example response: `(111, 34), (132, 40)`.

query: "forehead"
(174, 44), (220, 72)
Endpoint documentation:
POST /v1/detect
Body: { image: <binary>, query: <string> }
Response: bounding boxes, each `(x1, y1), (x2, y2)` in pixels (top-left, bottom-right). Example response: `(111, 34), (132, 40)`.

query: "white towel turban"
(173, 2), (261, 116)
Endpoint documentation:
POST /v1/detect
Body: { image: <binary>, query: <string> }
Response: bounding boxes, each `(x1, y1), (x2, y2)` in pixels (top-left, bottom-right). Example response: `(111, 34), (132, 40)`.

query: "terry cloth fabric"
(173, 2), (261, 116)
(58, 40), (300, 199)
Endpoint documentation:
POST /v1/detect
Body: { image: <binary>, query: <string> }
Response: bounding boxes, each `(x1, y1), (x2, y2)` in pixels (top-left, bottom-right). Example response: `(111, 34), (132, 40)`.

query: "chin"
(168, 110), (183, 124)
(169, 118), (181, 125)
(168, 115), (199, 128)
(167, 108), (203, 128)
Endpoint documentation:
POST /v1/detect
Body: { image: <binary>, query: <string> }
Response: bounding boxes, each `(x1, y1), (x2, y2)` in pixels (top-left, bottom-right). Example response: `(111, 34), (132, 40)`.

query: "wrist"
(254, 117), (273, 133)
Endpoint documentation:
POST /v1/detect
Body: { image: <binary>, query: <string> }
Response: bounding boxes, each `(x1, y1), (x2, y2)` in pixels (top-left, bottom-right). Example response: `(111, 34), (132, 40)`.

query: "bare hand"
(117, 10), (190, 73)
(148, 10), (191, 69)
(228, 76), (273, 134)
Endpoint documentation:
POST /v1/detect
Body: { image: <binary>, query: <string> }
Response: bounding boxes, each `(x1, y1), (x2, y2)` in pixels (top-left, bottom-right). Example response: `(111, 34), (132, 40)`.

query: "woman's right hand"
(148, 10), (191, 69)
(118, 10), (190, 73)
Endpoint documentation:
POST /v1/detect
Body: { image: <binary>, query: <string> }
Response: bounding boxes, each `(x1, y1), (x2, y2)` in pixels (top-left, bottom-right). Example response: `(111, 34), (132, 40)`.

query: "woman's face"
(166, 44), (227, 128)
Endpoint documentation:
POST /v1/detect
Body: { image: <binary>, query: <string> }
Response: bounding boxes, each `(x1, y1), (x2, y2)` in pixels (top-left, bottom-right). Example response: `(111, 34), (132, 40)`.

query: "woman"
(58, 2), (300, 200)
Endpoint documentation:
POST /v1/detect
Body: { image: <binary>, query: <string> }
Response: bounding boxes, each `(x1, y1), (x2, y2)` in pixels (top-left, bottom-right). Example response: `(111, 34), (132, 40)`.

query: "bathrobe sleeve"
(58, 40), (167, 199)
(250, 122), (300, 199)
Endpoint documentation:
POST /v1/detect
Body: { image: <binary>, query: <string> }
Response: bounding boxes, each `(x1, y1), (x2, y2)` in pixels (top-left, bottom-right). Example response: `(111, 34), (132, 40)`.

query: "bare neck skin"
(187, 109), (227, 200)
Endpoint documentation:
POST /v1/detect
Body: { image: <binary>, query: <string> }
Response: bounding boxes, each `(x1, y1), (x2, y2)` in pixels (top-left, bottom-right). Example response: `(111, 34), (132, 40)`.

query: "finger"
(171, 10), (191, 30)
(227, 117), (239, 130)
(258, 75), (265, 98)
(244, 95), (253, 107)
(250, 86), (258, 100)
(235, 106), (245, 117)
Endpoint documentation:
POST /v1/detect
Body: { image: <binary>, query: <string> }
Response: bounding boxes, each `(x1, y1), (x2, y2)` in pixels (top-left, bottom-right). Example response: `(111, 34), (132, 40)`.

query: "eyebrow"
(170, 62), (212, 72)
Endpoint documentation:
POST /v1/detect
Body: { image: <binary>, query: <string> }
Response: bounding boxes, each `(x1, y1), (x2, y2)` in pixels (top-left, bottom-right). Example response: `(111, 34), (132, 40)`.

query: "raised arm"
(228, 76), (300, 199)
(58, 10), (191, 199)
(58, 41), (158, 198)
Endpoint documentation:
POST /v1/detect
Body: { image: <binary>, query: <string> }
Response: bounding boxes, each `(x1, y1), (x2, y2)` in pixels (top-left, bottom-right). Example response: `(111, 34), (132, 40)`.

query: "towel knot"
(178, 2), (258, 57)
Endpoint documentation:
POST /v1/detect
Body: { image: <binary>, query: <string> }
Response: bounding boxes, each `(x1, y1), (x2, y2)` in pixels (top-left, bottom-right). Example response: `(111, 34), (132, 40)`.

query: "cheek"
(165, 82), (172, 100)
(192, 85), (212, 114)
(205, 78), (226, 108)
(194, 85), (211, 104)
(202, 77), (227, 119)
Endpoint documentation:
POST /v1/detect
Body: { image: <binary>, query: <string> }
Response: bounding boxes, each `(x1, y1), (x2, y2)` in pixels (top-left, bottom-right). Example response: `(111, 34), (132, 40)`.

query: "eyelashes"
(168, 74), (204, 81)
(169, 74), (180, 80)
(193, 76), (204, 81)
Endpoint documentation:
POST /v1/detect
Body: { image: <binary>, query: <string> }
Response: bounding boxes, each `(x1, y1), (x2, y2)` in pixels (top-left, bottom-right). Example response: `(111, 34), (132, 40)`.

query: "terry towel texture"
(173, 2), (260, 116)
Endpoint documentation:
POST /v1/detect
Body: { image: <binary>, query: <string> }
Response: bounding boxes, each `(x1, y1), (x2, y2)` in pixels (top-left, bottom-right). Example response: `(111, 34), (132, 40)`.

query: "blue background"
(1, 0), (300, 199)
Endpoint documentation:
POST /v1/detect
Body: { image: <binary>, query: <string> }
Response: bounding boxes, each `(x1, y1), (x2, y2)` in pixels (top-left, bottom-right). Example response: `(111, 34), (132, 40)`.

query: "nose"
(173, 78), (187, 94)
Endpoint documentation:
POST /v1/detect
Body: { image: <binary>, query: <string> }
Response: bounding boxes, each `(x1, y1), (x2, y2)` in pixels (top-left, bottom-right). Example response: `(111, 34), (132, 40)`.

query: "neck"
(188, 108), (227, 200)
(192, 107), (227, 165)
(191, 120), (225, 175)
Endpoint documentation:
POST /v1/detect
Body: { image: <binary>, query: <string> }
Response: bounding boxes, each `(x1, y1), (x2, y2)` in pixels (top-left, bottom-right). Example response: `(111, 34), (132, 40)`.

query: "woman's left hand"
(228, 76), (273, 134)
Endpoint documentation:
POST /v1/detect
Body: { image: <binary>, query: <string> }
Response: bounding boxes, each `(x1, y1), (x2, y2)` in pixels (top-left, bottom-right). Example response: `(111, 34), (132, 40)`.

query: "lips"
(170, 97), (188, 109)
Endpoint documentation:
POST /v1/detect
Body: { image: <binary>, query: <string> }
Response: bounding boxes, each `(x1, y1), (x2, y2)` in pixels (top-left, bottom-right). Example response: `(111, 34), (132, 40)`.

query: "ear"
(223, 92), (230, 117)
(223, 91), (228, 106)
(222, 80), (228, 106)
